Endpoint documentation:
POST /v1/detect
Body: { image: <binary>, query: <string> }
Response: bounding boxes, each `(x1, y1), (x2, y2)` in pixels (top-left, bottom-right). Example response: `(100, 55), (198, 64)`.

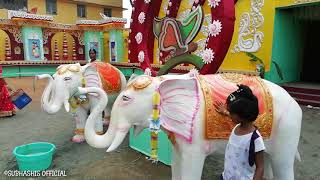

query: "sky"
(122, 0), (132, 28)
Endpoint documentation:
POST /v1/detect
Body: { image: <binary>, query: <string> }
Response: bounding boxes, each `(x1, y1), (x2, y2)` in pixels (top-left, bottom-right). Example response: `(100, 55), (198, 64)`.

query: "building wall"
(265, 9), (306, 83)
(0, 0), (123, 24)
(112, 9), (123, 18)
(276, 0), (320, 8)
(220, 0), (275, 72)
(71, 0), (122, 7)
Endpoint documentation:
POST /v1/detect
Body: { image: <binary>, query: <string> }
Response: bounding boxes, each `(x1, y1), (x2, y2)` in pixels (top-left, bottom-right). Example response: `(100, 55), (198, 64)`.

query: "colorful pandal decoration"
(128, 0), (236, 75)
(54, 40), (60, 60)
(153, 6), (204, 75)
(153, 6), (203, 56)
(62, 32), (68, 60)
(5, 37), (12, 60)
(149, 90), (161, 162)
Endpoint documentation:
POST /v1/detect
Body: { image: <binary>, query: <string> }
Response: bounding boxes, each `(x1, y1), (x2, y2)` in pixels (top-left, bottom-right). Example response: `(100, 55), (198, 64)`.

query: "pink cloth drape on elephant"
(157, 74), (273, 143)
(198, 73), (273, 139)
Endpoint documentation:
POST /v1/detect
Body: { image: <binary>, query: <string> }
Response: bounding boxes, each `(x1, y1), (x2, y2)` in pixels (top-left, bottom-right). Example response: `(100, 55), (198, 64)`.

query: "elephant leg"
(172, 146), (182, 180)
(269, 131), (297, 180)
(264, 153), (273, 180)
(179, 149), (206, 180)
(270, 100), (301, 180)
(103, 107), (111, 126)
(270, 151), (295, 180)
(270, 128), (298, 179)
(88, 96), (105, 134)
(72, 107), (87, 143)
(90, 108), (104, 135)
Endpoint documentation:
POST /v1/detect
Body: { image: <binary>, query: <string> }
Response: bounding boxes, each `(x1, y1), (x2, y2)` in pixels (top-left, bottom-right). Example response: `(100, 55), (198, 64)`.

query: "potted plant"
(246, 52), (283, 80)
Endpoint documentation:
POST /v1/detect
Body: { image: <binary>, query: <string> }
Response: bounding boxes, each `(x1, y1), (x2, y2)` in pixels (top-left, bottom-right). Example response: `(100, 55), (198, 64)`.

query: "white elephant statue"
(79, 73), (302, 180)
(37, 62), (126, 143)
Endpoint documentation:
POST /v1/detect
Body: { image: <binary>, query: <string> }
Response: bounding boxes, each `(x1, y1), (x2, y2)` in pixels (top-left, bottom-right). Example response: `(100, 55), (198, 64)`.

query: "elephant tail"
(295, 150), (301, 162)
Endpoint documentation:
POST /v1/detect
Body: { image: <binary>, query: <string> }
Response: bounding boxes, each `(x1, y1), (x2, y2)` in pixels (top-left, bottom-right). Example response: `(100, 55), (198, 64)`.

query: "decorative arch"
(0, 30), (11, 61)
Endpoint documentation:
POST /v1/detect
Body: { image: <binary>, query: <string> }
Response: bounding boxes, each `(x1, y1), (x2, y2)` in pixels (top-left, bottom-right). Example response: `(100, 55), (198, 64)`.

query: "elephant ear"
(81, 64), (101, 96)
(158, 78), (200, 143)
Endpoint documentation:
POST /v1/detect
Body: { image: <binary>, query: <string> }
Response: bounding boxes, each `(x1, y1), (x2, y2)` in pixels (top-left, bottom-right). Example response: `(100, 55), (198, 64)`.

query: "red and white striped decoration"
(62, 32), (69, 60)
(54, 40), (60, 60)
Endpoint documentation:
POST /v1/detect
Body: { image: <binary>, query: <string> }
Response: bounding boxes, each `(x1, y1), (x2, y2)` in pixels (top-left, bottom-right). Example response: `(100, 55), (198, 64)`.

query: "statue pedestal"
(129, 128), (172, 166)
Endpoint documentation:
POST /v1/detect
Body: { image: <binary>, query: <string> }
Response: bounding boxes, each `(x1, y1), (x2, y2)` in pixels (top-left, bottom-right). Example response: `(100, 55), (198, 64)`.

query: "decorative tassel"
(5, 37), (12, 60)
(150, 132), (158, 160)
(69, 77), (87, 116)
(54, 40), (60, 60)
(72, 39), (77, 60)
(81, 78), (86, 87)
(62, 31), (69, 60)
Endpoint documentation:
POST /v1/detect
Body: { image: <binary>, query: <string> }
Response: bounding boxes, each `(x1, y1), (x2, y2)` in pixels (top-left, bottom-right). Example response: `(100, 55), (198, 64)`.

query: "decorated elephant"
(37, 62), (126, 143)
(79, 73), (301, 180)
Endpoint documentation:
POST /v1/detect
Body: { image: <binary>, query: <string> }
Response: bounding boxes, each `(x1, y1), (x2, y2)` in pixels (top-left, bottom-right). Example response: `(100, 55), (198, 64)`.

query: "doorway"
(301, 20), (320, 83)
(269, 3), (320, 84)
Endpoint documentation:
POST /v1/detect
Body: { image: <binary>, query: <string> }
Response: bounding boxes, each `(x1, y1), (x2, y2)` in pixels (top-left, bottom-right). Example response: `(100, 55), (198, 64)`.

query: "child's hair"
(226, 84), (259, 122)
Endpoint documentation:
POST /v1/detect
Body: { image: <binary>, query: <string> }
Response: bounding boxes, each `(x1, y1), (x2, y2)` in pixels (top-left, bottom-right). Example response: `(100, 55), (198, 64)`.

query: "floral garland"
(149, 90), (161, 162)
(69, 77), (88, 115)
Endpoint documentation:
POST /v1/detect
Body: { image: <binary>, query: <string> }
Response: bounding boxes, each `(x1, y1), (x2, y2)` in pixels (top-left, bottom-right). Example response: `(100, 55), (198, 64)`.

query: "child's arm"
(253, 150), (264, 180)
(214, 100), (230, 116)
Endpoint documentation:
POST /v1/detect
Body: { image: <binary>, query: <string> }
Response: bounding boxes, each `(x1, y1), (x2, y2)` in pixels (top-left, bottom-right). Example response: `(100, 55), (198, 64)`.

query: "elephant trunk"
(106, 108), (131, 152)
(37, 74), (62, 114)
(78, 87), (116, 148)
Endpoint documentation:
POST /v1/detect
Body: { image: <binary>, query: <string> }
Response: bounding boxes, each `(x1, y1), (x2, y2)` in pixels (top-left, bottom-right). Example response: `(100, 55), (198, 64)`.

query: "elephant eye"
(122, 95), (131, 101)
(64, 77), (72, 81)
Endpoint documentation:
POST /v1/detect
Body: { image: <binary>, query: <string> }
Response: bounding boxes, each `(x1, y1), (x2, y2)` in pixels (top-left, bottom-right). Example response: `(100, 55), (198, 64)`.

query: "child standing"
(216, 85), (265, 180)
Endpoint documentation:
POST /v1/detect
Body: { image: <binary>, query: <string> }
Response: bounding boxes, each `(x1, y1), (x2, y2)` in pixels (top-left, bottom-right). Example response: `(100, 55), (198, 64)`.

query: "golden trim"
(126, 76), (153, 91)
(57, 64), (81, 75)
(96, 131), (104, 135)
(198, 74), (273, 139)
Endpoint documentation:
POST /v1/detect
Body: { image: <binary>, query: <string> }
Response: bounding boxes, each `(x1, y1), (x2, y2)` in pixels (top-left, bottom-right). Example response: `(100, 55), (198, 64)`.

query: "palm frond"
(272, 61), (284, 80)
